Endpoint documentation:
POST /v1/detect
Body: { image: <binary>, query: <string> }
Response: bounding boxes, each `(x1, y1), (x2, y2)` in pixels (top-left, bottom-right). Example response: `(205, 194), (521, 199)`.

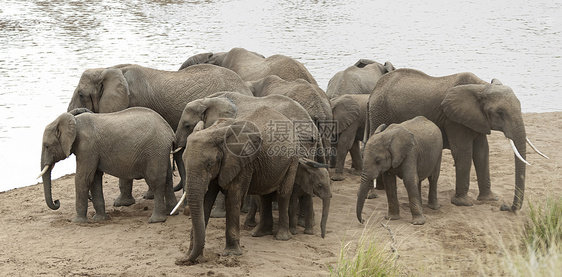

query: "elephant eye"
(497, 109), (505, 118)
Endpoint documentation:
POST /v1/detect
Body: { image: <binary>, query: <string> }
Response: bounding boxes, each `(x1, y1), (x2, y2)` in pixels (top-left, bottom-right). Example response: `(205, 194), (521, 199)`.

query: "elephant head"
(174, 97), (237, 152)
(179, 49), (265, 71)
(182, 120), (261, 262)
(356, 124), (414, 223)
(67, 67), (130, 113)
(440, 81), (543, 211)
(295, 158), (331, 238)
(38, 109), (92, 210)
(354, 59), (396, 74)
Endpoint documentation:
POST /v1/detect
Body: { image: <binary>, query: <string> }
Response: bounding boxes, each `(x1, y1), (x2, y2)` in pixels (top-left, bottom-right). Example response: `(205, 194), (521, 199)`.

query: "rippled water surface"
(1, 0), (561, 191)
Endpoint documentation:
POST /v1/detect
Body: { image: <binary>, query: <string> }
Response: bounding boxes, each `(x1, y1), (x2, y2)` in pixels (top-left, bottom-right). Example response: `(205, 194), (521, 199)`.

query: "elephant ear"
(441, 84), (491, 135)
(179, 52), (213, 70)
(383, 61), (396, 73)
(218, 122), (262, 189)
(331, 95), (360, 134)
(388, 128), (414, 169)
(56, 113), (77, 157)
(295, 159), (315, 196)
(202, 97), (237, 127)
(491, 78), (503, 85)
(98, 69), (129, 113)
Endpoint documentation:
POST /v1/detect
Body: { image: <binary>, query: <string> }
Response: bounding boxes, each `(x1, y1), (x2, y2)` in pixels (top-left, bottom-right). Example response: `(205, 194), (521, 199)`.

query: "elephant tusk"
(171, 147), (184, 154)
(170, 190), (187, 215)
(509, 139), (531, 166)
(526, 137), (549, 159)
(37, 165), (50, 179)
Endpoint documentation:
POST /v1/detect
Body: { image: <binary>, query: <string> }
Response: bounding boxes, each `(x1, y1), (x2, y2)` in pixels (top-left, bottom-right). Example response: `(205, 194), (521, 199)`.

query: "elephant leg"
(331, 127), (355, 181)
(173, 150), (186, 192)
(164, 161), (178, 215)
(289, 191), (299, 235)
(301, 195), (315, 235)
(447, 124), (476, 206)
(241, 195), (252, 213)
(350, 139), (363, 174)
(383, 173), (400, 220)
(402, 171), (424, 225)
(243, 195), (258, 227)
(427, 156), (442, 210)
(223, 175), (251, 257)
(252, 194), (274, 237)
(203, 181), (220, 226)
(274, 162), (298, 241)
(473, 134), (498, 201)
(114, 178), (135, 207)
(73, 166), (96, 223)
(146, 177), (167, 223)
(91, 171), (108, 221)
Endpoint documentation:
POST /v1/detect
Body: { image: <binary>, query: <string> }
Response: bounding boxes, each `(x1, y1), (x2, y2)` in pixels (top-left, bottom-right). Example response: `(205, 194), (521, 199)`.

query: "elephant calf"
(357, 116), (443, 225)
(39, 107), (177, 223)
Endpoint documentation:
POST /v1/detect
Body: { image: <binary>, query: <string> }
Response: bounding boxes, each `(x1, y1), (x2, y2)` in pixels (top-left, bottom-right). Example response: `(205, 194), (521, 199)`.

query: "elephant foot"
(92, 213), (109, 221)
(385, 213), (400, 220)
(244, 216), (257, 227)
(210, 207), (226, 218)
(290, 226), (298, 235)
(275, 228), (292, 241)
(451, 194), (474, 206)
(148, 213), (167, 223)
(367, 188), (379, 199)
(411, 215), (426, 225)
(351, 169), (362, 176)
(113, 195), (135, 207)
(143, 190), (155, 200)
(477, 191), (499, 202)
(72, 216), (89, 224)
(427, 201), (441, 210)
(175, 256), (198, 266)
(173, 182), (183, 192)
(304, 227), (314, 235)
(251, 224), (273, 237)
(222, 244), (243, 256)
(331, 173), (345, 181)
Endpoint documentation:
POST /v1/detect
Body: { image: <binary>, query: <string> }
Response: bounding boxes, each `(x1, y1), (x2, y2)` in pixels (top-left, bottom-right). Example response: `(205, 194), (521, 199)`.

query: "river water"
(1, 0), (561, 192)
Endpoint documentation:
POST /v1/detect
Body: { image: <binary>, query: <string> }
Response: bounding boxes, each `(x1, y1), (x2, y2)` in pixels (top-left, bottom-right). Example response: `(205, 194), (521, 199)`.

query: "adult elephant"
(177, 107), (303, 264)
(67, 63), (252, 192)
(179, 47), (318, 85)
(248, 75), (333, 162)
(367, 68), (548, 211)
(330, 94), (369, 181)
(326, 59), (395, 99)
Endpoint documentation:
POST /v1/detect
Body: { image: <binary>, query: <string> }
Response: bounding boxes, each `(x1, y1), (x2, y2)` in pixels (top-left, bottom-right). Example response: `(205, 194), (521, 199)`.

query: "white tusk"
(509, 139), (531, 166)
(526, 137), (549, 159)
(37, 165), (50, 179)
(171, 147), (183, 154)
(170, 190), (187, 215)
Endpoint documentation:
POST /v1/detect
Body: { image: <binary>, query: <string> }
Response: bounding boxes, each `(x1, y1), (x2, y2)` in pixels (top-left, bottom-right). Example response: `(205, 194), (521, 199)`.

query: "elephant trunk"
(185, 181), (207, 262)
(41, 165), (60, 210)
(356, 171), (375, 223)
(510, 131), (527, 211)
(320, 196), (330, 238)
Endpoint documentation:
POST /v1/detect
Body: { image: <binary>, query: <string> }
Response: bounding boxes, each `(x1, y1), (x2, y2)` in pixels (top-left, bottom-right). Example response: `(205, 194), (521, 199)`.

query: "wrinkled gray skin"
(178, 107), (301, 264)
(330, 94), (369, 182)
(367, 68), (533, 211)
(179, 47), (318, 85)
(248, 75), (333, 163)
(357, 116), (443, 225)
(326, 59), (395, 99)
(40, 107), (177, 223)
(174, 92), (322, 218)
(289, 159), (332, 238)
(67, 64), (252, 193)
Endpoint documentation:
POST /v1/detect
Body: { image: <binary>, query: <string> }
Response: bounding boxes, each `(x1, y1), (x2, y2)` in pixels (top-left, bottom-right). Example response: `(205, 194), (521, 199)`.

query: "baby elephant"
(356, 116), (443, 225)
(39, 107), (177, 223)
(289, 158), (332, 238)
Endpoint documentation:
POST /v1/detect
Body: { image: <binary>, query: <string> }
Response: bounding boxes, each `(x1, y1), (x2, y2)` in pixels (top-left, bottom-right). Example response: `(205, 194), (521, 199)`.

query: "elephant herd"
(38, 47), (548, 265)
